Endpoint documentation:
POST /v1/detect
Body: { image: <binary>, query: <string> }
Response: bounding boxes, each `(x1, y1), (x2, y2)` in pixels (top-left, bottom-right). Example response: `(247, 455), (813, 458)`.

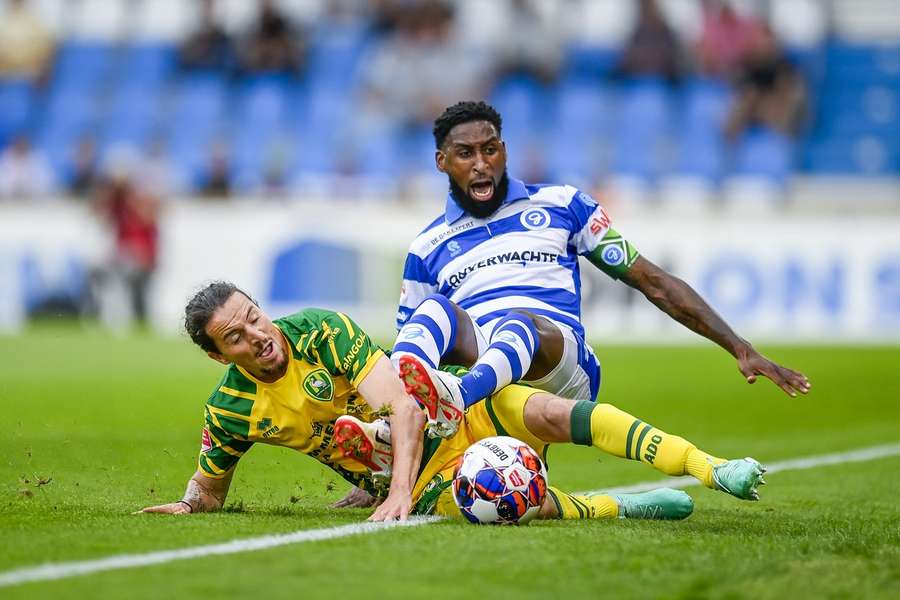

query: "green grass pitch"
(1, 327), (898, 599)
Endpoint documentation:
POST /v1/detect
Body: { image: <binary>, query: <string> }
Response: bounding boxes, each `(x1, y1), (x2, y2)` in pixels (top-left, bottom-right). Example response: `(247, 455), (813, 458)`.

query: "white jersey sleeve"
(567, 189), (641, 280)
(396, 248), (438, 329)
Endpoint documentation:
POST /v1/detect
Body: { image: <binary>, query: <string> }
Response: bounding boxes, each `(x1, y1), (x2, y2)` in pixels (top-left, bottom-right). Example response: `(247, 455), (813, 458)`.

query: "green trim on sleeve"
(586, 227), (640, 280)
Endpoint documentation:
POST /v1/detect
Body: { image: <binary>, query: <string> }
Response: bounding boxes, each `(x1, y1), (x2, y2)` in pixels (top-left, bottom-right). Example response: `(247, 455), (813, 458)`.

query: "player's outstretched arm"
(140, 469), (234, 514)
(357, 355), (426, 521)
(620, 256), (811, 397)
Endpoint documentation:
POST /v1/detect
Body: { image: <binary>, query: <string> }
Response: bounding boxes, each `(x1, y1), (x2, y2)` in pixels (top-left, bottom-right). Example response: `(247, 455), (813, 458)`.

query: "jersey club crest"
(302, 369), (334, 402)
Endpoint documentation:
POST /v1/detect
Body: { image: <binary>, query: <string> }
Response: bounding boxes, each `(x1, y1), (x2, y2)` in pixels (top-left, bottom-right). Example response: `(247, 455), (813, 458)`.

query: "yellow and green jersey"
(198, 308), (385, 493)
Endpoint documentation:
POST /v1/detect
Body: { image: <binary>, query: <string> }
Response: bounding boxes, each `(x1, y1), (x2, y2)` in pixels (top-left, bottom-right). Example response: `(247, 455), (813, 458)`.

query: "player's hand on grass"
(368, 490), (411, 522)
(332, 486), (377, 509)
(137, 501), (193, 515)
(737, 347), (811, 397)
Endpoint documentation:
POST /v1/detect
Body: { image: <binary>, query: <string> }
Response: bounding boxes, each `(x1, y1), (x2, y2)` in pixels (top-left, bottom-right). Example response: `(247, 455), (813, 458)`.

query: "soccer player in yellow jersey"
(141, 281), (426, 521)
(141, 281), (765, 522)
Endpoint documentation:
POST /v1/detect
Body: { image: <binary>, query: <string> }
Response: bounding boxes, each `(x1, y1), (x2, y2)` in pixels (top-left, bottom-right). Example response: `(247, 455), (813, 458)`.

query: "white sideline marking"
(0, 516), (440, 589)
(2, 443), (899, 589)
(586, 442), (900, 496)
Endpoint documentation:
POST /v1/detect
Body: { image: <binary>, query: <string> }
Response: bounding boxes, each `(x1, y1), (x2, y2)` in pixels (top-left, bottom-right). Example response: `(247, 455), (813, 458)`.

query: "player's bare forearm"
(357, 356), (426, 520)
(622, 257), (811, 396)
(140, 470), (233, 515)
(622, 257), (749, 356)
(381, 395), (425, 508)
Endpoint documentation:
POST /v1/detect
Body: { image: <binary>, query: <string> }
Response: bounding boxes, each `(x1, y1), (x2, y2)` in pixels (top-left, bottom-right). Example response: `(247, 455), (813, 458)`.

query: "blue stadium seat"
(291, 85), (348, 177)
(100, 86), (162, 155)
(560, 44), (618, 83)
(0, 79), (35, 148)
(119, 43), (177, 87)
(676, 78), (732, 181)
(230, 76), (293, 189)
(35, 86), (100, 182)
(52, 42), (116, 89)
(546, 80), (613, 182)
(732, 127), (794, 182)
(612, 78), (674, 180)
(798, 42), (900, 176)
(490, 75), (552, 177)
(166, 74), (228, 186)
(306, 21), (370, 91)
(803, 133), (898, 175)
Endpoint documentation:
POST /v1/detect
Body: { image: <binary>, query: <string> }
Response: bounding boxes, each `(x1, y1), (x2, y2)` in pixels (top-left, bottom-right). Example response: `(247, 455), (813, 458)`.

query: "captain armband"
(585, 228), (640, 280)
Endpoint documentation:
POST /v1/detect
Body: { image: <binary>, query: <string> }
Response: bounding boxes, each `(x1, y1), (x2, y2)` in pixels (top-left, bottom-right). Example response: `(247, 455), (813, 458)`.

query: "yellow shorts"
(411, 383), (547, 517)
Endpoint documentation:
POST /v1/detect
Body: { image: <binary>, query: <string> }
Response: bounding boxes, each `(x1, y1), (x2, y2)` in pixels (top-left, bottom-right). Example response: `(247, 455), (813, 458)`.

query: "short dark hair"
(184, 281), (257, 353)
(433, 101), (502, 149)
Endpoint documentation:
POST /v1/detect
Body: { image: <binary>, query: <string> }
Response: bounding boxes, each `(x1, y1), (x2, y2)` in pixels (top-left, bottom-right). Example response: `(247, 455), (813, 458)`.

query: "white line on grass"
(0, 516), (440, 589)
(2, 442), (899, 589)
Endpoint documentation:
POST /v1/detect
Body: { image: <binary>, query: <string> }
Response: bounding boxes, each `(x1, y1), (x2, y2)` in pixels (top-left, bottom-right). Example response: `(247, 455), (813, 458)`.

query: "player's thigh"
(465, 385), (550, 453)
(443, 303), (483, 367)
(523, 321), (599, 402)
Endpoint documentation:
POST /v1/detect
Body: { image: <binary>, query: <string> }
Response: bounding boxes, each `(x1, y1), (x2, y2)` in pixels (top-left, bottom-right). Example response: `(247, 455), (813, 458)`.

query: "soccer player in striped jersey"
(393, 100), (810, 438)
(139, 282), (765, 522)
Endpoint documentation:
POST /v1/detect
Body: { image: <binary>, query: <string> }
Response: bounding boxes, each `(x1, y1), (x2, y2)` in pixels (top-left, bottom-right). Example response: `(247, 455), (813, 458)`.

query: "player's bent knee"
(523, 392), (575, 443)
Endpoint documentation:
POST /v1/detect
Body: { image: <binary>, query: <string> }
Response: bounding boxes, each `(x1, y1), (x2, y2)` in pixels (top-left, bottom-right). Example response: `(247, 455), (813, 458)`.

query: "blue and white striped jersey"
(397, 178), (640, 338)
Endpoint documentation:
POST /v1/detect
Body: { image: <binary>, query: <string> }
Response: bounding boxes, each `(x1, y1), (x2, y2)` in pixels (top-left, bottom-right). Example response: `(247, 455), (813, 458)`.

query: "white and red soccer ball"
(452, 436), (548, 525)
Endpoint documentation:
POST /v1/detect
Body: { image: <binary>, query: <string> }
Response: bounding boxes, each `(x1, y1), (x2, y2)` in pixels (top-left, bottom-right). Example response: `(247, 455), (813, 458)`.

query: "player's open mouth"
(469, 180), (494, 202)
(258, 340), (274, 360)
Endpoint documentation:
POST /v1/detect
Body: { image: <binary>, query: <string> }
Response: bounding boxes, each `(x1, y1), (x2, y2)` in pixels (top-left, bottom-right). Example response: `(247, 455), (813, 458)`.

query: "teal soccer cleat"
(613, 488), (694, 520)
(712, 457), (767, 500)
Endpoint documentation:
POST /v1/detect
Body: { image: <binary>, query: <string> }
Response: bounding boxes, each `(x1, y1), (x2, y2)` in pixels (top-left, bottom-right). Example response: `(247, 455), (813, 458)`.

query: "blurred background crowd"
(1, 0), (898, 333)
(0, 0), (898, 205)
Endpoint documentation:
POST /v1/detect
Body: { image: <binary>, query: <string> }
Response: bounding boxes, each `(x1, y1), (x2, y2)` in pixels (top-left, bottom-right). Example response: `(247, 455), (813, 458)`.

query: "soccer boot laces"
(334, 415), (393, 492)
(397, 355), (464, 439)
(712, 457), (767, 501)
(613, 488), (694, 520)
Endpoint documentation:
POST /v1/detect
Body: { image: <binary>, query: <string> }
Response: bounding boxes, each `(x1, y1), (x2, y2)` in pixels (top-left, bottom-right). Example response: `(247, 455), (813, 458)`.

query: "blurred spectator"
(137, 139), (186, 198)
(238, 0), (306, 76)
(369, 0), (406, 35)
(0, 136), (56, 199)
(493, 0), (564, 85)
(179, 0), (234, 72)
(348, 0), (490, 174)
(695, 0), (765, 80)
(615, 0), (683, 83)
(725, 25), (806, 140)
(359, 1), (489, 125)
(260, 142), (290, 197)
(92, 164), (161, 327)
(0, 0), (55, 83)
(69, 135), (100, 197)
(200, 141), (231, 198)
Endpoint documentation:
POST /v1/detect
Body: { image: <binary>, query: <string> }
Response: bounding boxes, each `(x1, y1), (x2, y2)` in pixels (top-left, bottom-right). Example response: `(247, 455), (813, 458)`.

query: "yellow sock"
(569, 401), (726, 489)
(547, 486), (618, 520)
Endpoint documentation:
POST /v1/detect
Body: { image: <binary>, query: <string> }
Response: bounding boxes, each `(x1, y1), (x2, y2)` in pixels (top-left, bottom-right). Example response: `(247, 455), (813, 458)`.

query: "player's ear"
(207, 351), (230, 365)
(435, 149), (447, 173)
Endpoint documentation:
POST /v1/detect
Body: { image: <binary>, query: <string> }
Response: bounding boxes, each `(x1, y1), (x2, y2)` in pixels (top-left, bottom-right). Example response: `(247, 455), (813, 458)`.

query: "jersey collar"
(444, 177), (530, 225)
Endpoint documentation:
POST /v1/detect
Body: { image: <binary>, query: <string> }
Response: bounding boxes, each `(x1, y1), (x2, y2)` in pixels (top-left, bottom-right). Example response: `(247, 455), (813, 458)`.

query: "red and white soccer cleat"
(397, 355), (465, 439)
(334, 415), (393, 491)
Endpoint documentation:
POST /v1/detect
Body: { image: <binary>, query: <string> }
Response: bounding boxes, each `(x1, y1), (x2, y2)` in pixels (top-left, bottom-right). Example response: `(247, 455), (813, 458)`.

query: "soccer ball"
(452, 436), (548, 525)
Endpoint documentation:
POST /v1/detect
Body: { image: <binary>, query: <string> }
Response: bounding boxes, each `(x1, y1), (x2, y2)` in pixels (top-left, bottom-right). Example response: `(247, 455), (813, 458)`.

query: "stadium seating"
(2, 28), (898, 194)
(676, 78), (732, 182)
(802, 41), (900, 175)
(0, 79), (35, 148)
